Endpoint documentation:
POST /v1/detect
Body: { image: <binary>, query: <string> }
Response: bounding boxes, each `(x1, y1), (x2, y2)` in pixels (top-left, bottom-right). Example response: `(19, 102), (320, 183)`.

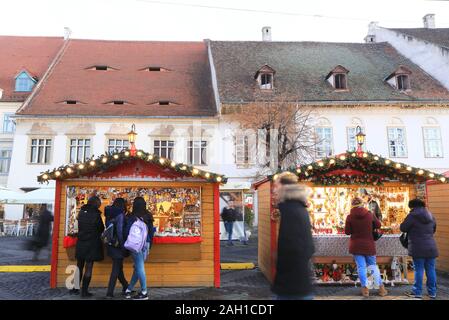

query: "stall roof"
(265, 151), (448, 186)
(37, 149), (227, 184)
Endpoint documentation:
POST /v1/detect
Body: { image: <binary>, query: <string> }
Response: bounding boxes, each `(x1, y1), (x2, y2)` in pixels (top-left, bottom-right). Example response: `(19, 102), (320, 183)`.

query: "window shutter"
(235, 135), (245, 165)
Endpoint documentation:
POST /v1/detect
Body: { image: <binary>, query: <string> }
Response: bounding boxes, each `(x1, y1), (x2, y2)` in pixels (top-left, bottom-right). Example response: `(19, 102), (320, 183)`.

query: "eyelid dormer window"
(385, 65), (412, 92)
(86, 65), (118, 71)
(326, 65), (349, 90)
(255, 64), (275, 90)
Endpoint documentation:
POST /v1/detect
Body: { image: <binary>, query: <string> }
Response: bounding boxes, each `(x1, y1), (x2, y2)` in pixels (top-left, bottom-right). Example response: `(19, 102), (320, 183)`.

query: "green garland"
(272, 151), (448, 185)
(37, 149), (227, 184)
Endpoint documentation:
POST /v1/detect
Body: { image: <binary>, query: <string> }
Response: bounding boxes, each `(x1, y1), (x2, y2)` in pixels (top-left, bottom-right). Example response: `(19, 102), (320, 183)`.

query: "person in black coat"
(221, 201), (238, 246)
(271, 172), (315, 300)
(105, 198), (129, 298)
(400, 199), (438, 299)
(75, 196), (104, 298)
(32, 204), (54, 261)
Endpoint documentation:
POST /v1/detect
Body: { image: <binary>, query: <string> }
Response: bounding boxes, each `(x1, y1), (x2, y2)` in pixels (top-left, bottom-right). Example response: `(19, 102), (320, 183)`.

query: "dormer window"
(140, 66), (171, 72)
(105, 100), (131, 105)
(15, 71), (37, 92)
(255, 65), (275, 90)
(385, 65), (412, 91)
(86, 65), (117, 71)
(396, 75), (410, 91)
(148, 100), (180, 106)
(326, 65), (349, 91)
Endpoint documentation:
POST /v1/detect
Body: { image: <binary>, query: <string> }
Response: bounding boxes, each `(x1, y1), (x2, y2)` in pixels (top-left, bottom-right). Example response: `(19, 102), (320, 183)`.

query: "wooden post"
(213, 183), (221, 288)
(50, 180), (62, 289)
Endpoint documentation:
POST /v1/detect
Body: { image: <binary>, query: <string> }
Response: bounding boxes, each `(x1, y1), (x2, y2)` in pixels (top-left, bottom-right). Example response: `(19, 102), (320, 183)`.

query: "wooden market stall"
(254, 151), (448, 285)
(426, 171), (449, 273)
(38, 149), (226, 288)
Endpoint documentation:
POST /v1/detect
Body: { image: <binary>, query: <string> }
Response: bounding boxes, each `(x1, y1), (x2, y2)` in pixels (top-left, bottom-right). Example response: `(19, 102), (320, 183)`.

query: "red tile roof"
(18, 39), (217, 117)
(0, 36), (64, 102)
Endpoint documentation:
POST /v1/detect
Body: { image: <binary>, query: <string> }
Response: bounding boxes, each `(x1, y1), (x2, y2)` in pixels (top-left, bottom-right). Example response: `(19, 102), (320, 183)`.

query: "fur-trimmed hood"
(277, 184), (309, 204)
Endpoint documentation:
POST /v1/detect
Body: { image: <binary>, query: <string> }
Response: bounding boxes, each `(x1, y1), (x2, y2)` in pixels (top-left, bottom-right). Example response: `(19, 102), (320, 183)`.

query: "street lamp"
(127, 124), (137, 156)
(355, 126), (366, 156)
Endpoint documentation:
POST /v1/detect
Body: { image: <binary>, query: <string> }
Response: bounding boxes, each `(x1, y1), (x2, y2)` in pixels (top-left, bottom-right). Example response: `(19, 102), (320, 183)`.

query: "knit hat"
(351, 197), (364, 208)
(277, 171), (299, 185)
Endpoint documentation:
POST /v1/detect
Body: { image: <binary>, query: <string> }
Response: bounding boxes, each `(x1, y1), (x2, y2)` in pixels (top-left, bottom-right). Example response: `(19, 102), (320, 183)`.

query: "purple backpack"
(124, 218), (148, 253)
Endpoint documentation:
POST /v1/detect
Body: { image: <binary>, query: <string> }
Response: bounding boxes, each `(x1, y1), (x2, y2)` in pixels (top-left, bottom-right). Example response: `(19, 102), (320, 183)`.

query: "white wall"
(0, 102), (20, 187)
(374, 27), (449, 90)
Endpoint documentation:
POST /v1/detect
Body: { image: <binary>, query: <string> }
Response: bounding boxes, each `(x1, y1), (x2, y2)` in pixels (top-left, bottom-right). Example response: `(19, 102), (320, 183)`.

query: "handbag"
(372, 221), (382, 241)
(399, 232), (408, 248)
(63, 235), (78, 248)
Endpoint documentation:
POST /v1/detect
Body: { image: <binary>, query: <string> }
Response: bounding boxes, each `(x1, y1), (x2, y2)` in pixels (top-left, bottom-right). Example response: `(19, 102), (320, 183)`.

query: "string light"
(78, 164), (85, 169)
(385, 160), (391, 165)
(374, 156), (379, 161)
(180, 165), (187, 170)
(170, 161), (176, 167)
(273, 174), (279, 180)
(205, 172), (210, 178)
(102, 157), (107, 163)
(418, 170), (424, 175)
(148, 155), (154, 160)
(159, 158), (165, 165)
(362, 153), (368, 158)
(318, 162), (324, 167)
(351, 153), (356, 157)
(339, 155), (346, 161)
(296, 168), (301, 173)
(192, 168), (199, 175)
(216, 176), (222, 182)
(89, 161), (96, 167)
(124, 151), (130, 157)
(55, 171), (61, 177)
(66, 168), (72, 173)
(329, 159), (335, 164)
(307, 165), (313, 170)
(113, 154), (119, 159)
(441, 177), (446, 182)
(406, 166), (412, 171)
(395, 163), (401, 169)
(429, 173), (435, 178)
(137, 151), (143, 157)
(42, 174), (48, 180)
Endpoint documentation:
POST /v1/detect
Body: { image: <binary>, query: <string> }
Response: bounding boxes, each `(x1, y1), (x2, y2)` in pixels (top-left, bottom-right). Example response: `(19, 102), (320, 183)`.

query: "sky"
(0, 0), (448, 42)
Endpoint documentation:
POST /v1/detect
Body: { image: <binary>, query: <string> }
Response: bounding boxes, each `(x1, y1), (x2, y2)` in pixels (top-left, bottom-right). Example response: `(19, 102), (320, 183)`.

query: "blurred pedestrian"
(401, 199), (438, 299)
(123, 197), (154, 300)
(105, 198), (129, 298)
(345, 197), (387, 297)
(362, 189), (382, 222)
(31, 204), (54, 261)
(271, 172), (315, 300)
(75, 196), (104, 298)
(221, 201), (237, 246)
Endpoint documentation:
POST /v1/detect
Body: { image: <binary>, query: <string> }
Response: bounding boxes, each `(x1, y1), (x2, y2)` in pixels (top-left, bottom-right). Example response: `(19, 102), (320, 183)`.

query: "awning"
(0, 187), (54, 204)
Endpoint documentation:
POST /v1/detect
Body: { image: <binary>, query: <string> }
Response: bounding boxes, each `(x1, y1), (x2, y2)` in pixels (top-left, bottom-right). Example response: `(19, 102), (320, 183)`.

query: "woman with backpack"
(123, 197), (154, 300)
(344, 197), (388, 298)
(75, 196), (104, 298)
(105, 198), (129, 298)
(400, 199), (438, 299)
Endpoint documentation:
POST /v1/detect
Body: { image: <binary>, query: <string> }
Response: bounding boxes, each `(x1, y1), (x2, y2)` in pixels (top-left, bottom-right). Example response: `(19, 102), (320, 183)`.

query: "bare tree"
(224, 95), (318, 174)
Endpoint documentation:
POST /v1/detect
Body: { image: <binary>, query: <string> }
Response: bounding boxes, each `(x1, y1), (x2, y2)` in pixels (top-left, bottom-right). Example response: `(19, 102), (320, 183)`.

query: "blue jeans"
(412, 258), (437, 297)
(128, 244), (149, 293)
(353, 255), (382, 288)
(224, 221), (234, 243)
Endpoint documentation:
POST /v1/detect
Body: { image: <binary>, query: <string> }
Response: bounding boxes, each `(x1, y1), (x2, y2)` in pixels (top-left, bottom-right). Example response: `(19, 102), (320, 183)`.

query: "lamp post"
(355, 126), (366, 157)
(127, 124), (137, 156)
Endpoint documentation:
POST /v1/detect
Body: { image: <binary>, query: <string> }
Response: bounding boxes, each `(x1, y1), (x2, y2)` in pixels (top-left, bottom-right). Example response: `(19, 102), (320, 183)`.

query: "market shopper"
(105, 198), (129, 298)
(362, 189), (382, 222)
(345, 197), (388, 297)
(31, 204), (54, 261)
(124, 197), (154, 301)
(400, 199), (438, 299)
(271, 172), (315, 300)
(74, 196), (105, 298)
(221, 201), (238, 246)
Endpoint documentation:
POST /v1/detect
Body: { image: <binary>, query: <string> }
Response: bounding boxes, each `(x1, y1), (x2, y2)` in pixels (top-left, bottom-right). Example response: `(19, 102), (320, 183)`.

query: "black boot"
(81, 276), (93, 298)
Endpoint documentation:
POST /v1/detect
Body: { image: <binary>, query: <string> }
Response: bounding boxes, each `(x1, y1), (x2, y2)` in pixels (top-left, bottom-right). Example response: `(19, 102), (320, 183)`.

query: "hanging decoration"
(37, 149), (227, 184)
(272, 151), (448, 185)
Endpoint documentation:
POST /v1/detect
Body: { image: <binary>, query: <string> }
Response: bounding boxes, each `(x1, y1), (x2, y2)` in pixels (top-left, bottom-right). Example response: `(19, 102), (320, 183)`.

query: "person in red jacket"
(345, 197), (388, 297)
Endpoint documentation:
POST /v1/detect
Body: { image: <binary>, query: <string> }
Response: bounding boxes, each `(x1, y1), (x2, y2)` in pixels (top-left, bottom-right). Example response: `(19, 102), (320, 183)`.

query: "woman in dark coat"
(271, 172), (315, 300)
(75, 196), (104, 297)
(32, 204), (54, 261)
(345, 197), (387, 297)
(400, 199), (438, 299)
(105, 198), (129, 298)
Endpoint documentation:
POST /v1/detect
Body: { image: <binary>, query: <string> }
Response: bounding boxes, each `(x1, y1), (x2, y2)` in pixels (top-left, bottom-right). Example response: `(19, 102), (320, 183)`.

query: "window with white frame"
(235, 135), (251, 166)
(387, 127), (407, 157)
(423, 127), (443, 158)
(108, 138), (129, 153)
(69, 138), (91, 163)
(315, 127), (333, 158)
(154, 140), (174, 159)
(2, 114), (15, 133)
(30, 138), (52, 164)
(260, 73), (273, 90)
(347, 127), (366, 152)
(187, 141), (207, 165)
(0, 149), (12, 174)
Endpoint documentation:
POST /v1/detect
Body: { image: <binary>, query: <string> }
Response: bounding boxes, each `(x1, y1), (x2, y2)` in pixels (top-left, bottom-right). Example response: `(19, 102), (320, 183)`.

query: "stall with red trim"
(38, 149), (226, 288)
(254, 151), (448, 285)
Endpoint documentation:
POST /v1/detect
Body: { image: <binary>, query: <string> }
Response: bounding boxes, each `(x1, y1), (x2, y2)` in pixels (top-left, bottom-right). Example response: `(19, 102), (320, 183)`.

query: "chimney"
(262, 26), (271, 41)
(64, 27), (72, 40)
(423, 14), (435, 29)
(368, 21), (379, 34)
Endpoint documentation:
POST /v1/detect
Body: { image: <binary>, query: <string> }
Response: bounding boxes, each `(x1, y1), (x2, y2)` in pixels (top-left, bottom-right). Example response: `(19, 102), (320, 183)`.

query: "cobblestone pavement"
(1, 235), (448, 300)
